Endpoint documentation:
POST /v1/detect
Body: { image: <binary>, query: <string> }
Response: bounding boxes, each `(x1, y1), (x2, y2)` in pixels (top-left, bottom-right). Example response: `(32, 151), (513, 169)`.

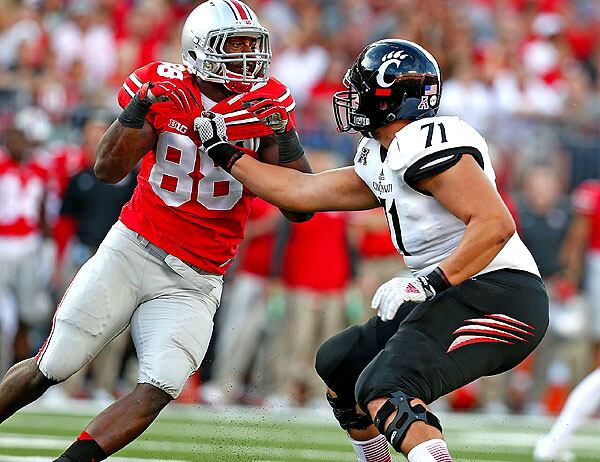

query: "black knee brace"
(326, 391), (373, 431)
(315, 324), (364, 397)
(373, 391), (442, 451)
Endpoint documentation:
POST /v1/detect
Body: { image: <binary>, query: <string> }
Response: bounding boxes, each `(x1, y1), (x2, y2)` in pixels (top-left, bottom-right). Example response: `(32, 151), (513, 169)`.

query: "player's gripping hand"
(118, 80), (192, 129)
(139, 81), (192, 113)
(194, 111), (229, 150)
(371, 276), (436, 321)
(242, 98), (291, 134)
(194, 111), (243, 172)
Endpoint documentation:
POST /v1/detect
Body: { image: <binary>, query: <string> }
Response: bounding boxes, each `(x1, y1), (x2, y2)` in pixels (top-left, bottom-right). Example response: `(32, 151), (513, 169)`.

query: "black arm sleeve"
(117, 93), (152, 129)
(275, 127), (304, 163)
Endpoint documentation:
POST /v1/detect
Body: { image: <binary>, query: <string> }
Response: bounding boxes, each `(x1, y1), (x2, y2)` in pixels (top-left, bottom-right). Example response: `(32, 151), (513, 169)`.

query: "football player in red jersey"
(0, 1), (311, 461)
(0, 121), (51, 367)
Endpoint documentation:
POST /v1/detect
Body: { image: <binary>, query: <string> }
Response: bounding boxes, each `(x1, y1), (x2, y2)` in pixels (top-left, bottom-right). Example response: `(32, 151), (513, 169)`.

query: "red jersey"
(238, 198), (278, 277)
(42, 145), (89, 224)
(350, 209), (397, 258)
(46, 145), (89, 197)
(572, 180), (600, 251)
(118, 61), (295, 274)
(358, 229), (397, 259)
(0, 152), (48, 237)
(282, 211), (351, 292)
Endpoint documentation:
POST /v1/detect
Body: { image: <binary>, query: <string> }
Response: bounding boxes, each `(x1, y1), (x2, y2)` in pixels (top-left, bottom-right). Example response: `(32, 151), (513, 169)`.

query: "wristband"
(424, 267), (451, 295)
(275, 127), (304, 163)
(205, 143), (244, 173)
(118, 93), (152, 129)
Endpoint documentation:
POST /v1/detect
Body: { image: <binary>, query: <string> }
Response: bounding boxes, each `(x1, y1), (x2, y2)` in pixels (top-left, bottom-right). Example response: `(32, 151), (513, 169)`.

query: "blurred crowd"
(1, 0), (600, 415)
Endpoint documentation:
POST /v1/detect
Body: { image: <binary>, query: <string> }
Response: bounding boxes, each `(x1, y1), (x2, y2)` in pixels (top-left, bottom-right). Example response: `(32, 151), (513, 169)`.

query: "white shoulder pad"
(387, 116), (487, 176)
(353, 137), (380, 167)
(353, 137), (382, 186)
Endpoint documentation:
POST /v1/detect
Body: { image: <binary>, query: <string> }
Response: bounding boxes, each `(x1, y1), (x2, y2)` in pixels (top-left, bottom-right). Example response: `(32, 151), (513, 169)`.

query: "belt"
(134, 234), (213, 276)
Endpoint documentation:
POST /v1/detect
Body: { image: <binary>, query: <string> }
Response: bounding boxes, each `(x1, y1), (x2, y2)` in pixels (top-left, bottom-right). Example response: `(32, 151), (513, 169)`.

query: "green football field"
(1, 402), (599, 461)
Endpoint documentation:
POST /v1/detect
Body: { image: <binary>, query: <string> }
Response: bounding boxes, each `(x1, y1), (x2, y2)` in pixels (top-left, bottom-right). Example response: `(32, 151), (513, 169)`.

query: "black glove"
(194, 111), (244, 172)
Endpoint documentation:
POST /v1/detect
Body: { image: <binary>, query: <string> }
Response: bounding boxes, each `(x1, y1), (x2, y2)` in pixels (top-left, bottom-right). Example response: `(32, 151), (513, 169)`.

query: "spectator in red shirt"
(271, 150), (354, 406)
(349, 209), (408, 322)
(533, 180), (600, 461)
(208, 198), (281, 405)
(561, 180), (600, 367)
(50, 113), (112, 286)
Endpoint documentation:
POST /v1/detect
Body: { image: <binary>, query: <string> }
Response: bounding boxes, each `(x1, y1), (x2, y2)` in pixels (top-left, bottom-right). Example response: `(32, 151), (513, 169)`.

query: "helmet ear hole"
(379, 101), (388, 111)
(188, 51), (197, 61)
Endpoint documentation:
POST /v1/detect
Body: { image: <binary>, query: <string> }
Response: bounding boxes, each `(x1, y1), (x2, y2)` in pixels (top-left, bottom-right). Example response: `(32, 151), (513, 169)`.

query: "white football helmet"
(14, 106), (51, 144)
(181, 0), (271, 93)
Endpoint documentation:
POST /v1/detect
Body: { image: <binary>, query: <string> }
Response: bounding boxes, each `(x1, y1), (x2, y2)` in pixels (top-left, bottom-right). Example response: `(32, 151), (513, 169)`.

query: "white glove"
(371, 276), (434, 321)
(194, 111), (245, 172)
(193, 111), (228, 152)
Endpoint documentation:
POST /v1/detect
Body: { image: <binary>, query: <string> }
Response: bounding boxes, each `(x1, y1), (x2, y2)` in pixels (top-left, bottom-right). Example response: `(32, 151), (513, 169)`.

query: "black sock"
(54, 432), (107, 462)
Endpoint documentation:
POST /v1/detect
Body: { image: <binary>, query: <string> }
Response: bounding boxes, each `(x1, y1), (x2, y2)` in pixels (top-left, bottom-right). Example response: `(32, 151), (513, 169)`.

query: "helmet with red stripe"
(181, 0), (271, 93)
(333, 39), (441, 137)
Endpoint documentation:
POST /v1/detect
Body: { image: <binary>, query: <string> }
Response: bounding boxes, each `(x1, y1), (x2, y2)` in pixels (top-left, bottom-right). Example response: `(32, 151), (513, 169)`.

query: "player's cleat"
(533, 437), (575, 462)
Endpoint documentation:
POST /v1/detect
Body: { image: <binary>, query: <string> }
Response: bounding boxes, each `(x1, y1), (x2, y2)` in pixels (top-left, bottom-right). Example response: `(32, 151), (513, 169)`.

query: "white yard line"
(447, 430), (600, 450)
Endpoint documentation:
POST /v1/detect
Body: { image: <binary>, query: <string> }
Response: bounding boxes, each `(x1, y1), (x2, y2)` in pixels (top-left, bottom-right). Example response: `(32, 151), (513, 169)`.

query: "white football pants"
(37, 221), (223, 398)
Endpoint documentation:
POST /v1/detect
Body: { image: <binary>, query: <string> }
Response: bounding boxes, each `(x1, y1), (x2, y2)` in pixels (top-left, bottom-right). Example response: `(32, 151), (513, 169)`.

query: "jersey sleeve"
(264, 77), (297, 130)
(284, 91), (297, 131)
(387, 116), (486, 189)
(572, 181), (600, 216)
(352, 137), (375, 188)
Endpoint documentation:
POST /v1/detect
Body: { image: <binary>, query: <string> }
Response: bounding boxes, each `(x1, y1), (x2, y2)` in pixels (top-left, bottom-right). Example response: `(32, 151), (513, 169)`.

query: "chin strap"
(224, 78), (254, 94)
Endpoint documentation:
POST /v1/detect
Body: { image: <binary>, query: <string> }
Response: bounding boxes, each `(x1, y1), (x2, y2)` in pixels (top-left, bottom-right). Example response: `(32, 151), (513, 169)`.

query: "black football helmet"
(333, 39), (441, 137)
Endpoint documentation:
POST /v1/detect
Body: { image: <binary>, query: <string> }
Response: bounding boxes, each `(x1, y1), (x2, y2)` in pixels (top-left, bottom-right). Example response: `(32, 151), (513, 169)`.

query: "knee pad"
(373, 391), (442, 451)
(325, 391), (373, 431)
(316, 323), (379, 431)
(315, 324), (363, 397)
(36, 319), (93, 382)
(138, 358), (195, 399)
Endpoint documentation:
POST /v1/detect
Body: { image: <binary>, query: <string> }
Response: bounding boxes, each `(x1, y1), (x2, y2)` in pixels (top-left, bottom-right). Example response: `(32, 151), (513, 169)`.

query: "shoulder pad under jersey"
(387, 116), (487, 186)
